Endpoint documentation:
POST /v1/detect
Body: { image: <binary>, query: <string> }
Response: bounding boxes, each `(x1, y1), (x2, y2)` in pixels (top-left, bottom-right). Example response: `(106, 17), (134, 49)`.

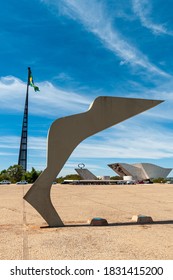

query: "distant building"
(108, 163), (172, 181)
(75, 168), (97, 180)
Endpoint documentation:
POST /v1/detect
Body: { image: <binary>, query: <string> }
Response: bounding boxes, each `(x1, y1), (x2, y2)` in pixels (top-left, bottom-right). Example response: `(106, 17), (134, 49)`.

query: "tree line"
(0, 164), (168, 184)
(0, 164), (41, 183)
(0, 165), (123, 184)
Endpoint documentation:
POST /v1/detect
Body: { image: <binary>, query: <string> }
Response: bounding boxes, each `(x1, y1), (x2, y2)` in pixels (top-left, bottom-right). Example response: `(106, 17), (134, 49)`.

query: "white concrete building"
(108, 163), (172, 181)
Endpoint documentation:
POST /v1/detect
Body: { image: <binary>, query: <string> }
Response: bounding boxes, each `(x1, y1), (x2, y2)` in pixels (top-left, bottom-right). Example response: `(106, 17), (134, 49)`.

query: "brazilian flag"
(29, 69), (40, 92)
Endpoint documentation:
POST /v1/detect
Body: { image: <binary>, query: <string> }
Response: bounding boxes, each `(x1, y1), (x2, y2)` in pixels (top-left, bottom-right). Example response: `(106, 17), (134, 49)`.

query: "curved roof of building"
(108, 162), (172, 180)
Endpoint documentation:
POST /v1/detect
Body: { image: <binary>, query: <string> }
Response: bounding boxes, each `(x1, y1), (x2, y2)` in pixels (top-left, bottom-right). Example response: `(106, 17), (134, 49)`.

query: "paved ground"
(0, 183), (173, 260)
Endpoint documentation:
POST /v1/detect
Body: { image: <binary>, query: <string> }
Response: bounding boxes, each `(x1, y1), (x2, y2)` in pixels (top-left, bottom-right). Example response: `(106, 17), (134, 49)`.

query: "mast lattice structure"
(18, 67), (31, 171)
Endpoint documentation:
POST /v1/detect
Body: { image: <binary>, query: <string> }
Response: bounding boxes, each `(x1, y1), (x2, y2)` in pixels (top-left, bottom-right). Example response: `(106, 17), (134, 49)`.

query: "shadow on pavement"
(40, 220), (173, 229)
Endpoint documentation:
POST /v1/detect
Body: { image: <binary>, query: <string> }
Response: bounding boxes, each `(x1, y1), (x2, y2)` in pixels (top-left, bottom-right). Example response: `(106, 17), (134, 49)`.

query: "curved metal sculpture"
(24, 96), (163, 226)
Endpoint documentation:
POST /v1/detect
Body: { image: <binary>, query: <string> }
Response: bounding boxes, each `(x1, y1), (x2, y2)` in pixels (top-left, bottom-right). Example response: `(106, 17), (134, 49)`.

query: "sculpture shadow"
(41, 219), (173, 229)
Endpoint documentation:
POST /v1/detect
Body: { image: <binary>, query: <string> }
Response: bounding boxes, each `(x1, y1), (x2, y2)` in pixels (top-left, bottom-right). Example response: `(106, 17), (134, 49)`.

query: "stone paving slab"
(0, 183), (173, 260)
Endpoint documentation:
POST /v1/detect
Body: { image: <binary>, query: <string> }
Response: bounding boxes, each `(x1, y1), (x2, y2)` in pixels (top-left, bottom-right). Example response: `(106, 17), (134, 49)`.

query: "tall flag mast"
(18, 67), (39, 171)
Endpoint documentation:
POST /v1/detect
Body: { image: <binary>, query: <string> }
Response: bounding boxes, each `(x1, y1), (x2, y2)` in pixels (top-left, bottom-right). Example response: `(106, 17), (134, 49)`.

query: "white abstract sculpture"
(24, 96), (163, 226)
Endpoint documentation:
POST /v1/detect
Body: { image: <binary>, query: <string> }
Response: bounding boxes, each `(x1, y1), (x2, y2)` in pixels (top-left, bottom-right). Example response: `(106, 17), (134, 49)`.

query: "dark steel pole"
(18, 67), (31, 171)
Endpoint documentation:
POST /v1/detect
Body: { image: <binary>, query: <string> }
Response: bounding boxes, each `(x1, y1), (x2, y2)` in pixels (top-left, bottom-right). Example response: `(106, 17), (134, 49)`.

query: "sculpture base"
(132, 215), (153, 224)
(89, 217), (108, 226)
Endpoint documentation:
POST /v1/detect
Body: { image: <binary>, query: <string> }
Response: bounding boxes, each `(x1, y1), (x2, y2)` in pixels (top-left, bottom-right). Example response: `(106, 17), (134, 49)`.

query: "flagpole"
(18, 67), (30, 171)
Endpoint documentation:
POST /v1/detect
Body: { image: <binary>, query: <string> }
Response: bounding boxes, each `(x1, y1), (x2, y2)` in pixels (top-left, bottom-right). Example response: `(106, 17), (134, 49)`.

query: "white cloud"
(2, 74), (173, 124)
(28, 136), (46, 151)
(120, 60), (128, 66)
(123, 78), (173, 122)
(71, 122), (173, 160)
(53, 72), (73, 81)
(0, 152), (17, 156)
(0, 135), (47, 171)
(0, 76), (91, 116)
(41, 0), (170, 77)
(2, 116), (173, 161)
(0, 136), (20, 150)
(132, 0), (173, 36)
(1, 112), (173, 174)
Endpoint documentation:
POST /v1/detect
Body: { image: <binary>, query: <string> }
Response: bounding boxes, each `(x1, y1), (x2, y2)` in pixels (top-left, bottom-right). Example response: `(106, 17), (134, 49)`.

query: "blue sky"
(1, 0), (173, 177)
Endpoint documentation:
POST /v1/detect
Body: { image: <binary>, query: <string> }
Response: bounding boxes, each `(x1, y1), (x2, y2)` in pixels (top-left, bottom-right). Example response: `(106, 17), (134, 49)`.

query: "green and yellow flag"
(29, 69), (40, 92)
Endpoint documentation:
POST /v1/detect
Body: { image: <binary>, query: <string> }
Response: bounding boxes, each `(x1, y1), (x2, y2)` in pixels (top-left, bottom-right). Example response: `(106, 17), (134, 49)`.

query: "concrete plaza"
(0, 183), (173, 260)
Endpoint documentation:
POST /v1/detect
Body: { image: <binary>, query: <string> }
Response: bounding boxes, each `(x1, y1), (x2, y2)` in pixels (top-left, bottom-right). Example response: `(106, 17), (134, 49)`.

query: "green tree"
(152, 177), (166, 183)
(0, 169), (9, 181)
(7, 165), (24, 183)
(64, 174), (81, 180)
(24, 167), (41, 183)
(56, 176), (64, 184)
(110, 176), (123, 180)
